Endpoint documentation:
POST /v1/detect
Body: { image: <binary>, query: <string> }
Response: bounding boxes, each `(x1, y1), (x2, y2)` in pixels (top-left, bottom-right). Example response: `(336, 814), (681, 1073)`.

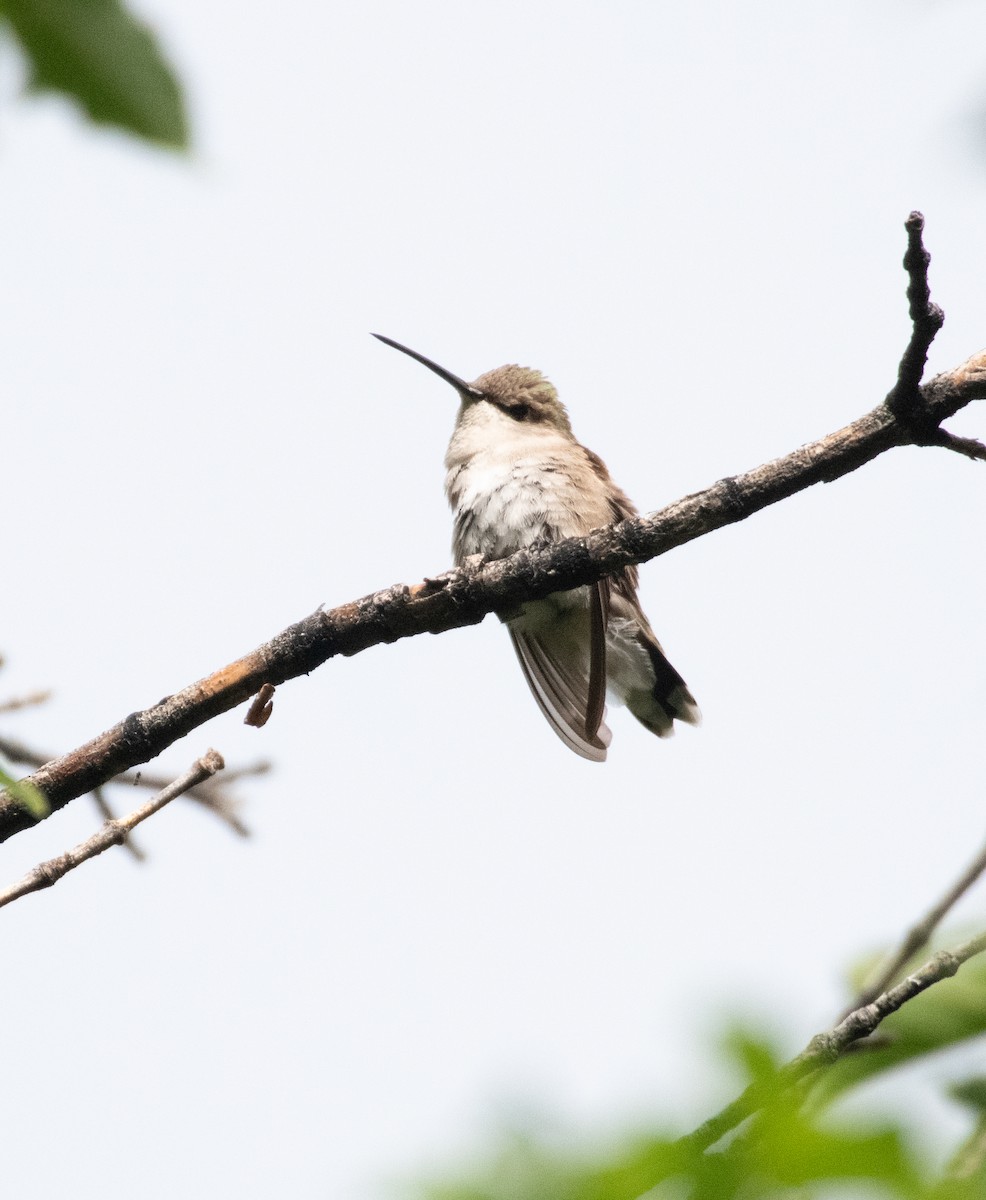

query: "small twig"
(842, 834), (986, 1017)
(0, 750), (224, 910)
(92, 785), (146, 862)
(677, 929), (986, 1156)
(919, 427), (986, 461)
(244, 683), (275, 728)
(180, 775), (253, 837)
(887, 211), (946, 422)
(217, 762), (272, 785)
(120, 761), (266, 836)
(883, 213), (981, 461)
(0, 733), (262, 838)
(0, 690), (52, 715)
(0, 734), (54, 771)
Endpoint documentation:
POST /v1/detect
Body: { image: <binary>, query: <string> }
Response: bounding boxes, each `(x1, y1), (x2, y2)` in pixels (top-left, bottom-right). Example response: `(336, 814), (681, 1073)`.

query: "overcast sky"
(2, 1), (986, 1196)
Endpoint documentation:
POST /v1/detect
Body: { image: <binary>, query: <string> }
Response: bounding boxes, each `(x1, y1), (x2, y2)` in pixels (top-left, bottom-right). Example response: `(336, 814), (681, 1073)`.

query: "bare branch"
(0, 735), (56, 772)
(0, 733), (262, 839)
(0, 750), (224, 910)
(92, 785), (146, 862)
(887, 211), (946, 422)
(179, 774), (253, 837)
(843, 834), (986, 1016)
(0, 218), (982, 843)
(0, 690), (52, 715)
(676, 929), (986, 1156)
(120, 762), (259, 836)
(920, 428), (986, 461)
(883, 212), (985, 463)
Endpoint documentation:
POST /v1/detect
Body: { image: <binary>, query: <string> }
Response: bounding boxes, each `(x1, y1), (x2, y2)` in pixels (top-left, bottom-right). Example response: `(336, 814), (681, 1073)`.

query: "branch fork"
(885, 211), (986, 460)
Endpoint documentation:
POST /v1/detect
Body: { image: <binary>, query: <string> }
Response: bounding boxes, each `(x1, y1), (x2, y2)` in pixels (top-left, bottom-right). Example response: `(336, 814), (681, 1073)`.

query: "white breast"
(444, 401), (609, 562)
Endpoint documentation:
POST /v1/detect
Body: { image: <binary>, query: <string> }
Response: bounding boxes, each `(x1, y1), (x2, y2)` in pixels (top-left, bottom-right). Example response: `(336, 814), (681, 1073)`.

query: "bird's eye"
(510, 403), (530, 421)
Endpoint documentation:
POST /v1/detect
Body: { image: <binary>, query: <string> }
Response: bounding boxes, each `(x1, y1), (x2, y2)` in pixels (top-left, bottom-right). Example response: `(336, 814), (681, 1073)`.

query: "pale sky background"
(2, 1), (986, 1196)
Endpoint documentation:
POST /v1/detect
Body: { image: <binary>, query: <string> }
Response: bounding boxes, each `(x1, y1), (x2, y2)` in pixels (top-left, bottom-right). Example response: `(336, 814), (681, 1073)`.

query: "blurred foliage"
(412, 950), (986, 1200)
(0, 761), (48, 819)
(0, 0), (187, 147)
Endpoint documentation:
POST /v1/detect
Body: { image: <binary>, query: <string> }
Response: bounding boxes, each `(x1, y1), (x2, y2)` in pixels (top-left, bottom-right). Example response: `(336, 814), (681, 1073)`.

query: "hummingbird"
(373, 334), (700, 761)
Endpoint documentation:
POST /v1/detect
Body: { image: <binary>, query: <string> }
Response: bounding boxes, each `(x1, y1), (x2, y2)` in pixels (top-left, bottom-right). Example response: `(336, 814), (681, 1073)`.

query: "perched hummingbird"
(373, 334), (700, 761)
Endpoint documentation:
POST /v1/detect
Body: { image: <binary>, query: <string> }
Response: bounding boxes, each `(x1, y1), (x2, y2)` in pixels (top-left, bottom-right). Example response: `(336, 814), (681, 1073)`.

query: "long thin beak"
(372, 333), (484, 399)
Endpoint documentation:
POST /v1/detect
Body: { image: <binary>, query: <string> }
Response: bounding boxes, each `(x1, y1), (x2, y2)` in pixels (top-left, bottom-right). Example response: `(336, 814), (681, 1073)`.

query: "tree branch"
(0, 216), (982, 843)
(842, 832), (986, 1017)
(0, 750), (224, 909)
(0, 690), (53, 715)
(676, 928), (986, 1156)
(0, 732), (261, 838)
(92, 784), (147, 861)
(886, 211), (946, 423)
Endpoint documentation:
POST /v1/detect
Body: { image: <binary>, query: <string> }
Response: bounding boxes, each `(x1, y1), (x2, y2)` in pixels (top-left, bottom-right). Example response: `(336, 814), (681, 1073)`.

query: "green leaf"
(748, 1104), (922, 1193)
(950, 1079), (986, 1114)
(720, 1023), (785, 1087)
(0, 763), (49, 820)
(0, 0), (188, 147)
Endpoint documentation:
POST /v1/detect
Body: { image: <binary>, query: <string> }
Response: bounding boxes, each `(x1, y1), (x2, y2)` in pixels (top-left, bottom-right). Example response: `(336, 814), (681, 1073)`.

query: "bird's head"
(373, 334), (573, 435)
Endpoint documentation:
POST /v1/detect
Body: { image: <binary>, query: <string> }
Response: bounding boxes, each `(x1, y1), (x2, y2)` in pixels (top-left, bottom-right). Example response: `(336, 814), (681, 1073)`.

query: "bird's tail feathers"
(624, 636), (701, 738)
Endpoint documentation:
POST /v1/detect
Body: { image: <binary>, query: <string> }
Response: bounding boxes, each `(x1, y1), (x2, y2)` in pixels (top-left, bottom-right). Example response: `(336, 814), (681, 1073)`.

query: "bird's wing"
(583, 444), (700, 731)
(509, 581), (612, 762)
(586, 580), (608, 742)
